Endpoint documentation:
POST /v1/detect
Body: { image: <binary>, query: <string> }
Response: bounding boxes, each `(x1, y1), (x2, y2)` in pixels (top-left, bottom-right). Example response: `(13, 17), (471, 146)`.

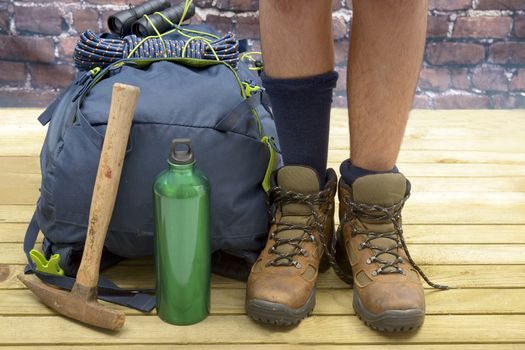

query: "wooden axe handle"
(75, 83), (140, 289)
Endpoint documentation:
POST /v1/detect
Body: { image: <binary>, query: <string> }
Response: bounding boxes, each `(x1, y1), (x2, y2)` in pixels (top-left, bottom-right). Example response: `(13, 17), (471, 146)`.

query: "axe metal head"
(18, 273), (126, 331)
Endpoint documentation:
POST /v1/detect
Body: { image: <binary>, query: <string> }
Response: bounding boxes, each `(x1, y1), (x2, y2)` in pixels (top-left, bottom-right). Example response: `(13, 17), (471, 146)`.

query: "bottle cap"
(169, 139), (195, 165)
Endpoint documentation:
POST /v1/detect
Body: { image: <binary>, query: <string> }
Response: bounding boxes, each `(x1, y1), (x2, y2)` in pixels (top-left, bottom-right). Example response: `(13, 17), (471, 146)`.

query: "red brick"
(0, 89), (58, 107)
(0, 61), (27, 87)
(0, 35), (55, 63)
(450, 68), (471, 90)
(0, 3), (9, 34)
(215, 0), (230, 10)
(194, 0), (214, 7)
(412, 94), (432, 109)
(488, 42), (525, 64)
(333, 16), (348, 40)
(58, 36), (77, 63)
(471, 65), (509, 91)
(31, 63), (76, 89)
(418, 67), (450, 91)
(86, 0), (144, 4)
(72, 8), (99, 33)
(453, 16), (512, 38)
(14, 6), (65, 35)
(230, 0), (257, 11)
(433, 93), (490, 109)
(510, 69), (525, 91)
(426, 42), (485, 65)
(430, 0), (472, 11)
(427, 15), (449, 37)
(333, 0), (343, 11)
(514, 16), (525, 38)
(476, 0), (525, 10)
(205, 15), (234, 34)
(237, 14), (259, 39)
(100, 10), (117, 33)
(334, 40), (349, 65)
(490, 94), (525, 108)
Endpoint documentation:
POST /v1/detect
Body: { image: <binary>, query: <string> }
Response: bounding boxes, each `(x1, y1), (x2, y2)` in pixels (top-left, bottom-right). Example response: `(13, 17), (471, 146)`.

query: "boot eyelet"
(358, 242), (366, 250)
(293, 261), (302, 269)
(366, 258), (372, 264)
(371, 270), (378, 276)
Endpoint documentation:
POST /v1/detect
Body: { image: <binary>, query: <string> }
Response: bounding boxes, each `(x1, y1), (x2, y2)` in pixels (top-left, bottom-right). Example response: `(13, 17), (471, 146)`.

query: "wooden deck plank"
(4, 223), (524, 244)
(3, 190), (525, 225)
(2, 109), (525, 157)
(1, 314), (524, 345)
(2, 264), (525, 290)
(1, 346), (524, 350)
(5, 154), (525, 177)
(4, 149), (525, 166)
(2, 242), (524, 265)
(2, 288), (524, 316)
(3, 174), (525, 206)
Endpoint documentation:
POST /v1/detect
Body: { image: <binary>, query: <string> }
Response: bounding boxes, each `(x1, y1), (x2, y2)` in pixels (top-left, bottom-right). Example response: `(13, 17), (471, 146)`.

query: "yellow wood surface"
(0, 108), (524, 347)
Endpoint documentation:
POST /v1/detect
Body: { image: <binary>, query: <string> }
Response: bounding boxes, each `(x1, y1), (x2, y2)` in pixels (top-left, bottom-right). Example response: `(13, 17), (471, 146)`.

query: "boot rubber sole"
(246, 288), (316, 326)
(353, 292), (424, 332)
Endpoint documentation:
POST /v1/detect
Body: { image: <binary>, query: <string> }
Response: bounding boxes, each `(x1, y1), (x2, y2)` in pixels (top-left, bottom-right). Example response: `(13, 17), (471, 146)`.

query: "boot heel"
(319, 253), (330, 273)
(333, 228), (354, 285)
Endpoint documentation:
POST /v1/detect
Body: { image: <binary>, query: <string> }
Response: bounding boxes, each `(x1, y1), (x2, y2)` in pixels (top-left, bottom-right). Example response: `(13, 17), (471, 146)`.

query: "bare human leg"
(348, 0), (428, 171)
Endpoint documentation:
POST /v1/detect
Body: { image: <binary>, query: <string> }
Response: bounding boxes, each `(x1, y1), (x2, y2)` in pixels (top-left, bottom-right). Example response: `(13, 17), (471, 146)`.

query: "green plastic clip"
(89, 66), (101, 77)
(261, 136), (278, 192)
(242, 82), (261, 98)
(29, 249), (64, 276)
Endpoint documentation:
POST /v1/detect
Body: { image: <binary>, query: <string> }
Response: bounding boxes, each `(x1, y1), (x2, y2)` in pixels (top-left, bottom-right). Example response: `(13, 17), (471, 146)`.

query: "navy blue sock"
(340, 159), (399, 185)
(262, 71), (338, 185)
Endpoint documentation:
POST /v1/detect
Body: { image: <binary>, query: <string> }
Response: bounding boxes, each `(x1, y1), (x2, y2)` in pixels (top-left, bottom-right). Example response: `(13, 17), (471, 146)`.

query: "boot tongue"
(276, 165), (321, 196)
(351, 173), (407, 272)
(276, 165), (321, 216)
(352, 173), (407, 206)
(271, 166), (322, 260)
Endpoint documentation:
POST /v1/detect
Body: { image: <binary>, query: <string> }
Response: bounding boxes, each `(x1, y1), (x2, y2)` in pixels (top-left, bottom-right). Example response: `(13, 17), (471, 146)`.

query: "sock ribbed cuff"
(340, 159), (399, 185)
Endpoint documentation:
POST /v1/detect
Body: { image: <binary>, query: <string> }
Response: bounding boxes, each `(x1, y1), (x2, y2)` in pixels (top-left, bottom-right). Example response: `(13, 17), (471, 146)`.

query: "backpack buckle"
(242, 81), (263, 98)
(29, 249), (65, 276)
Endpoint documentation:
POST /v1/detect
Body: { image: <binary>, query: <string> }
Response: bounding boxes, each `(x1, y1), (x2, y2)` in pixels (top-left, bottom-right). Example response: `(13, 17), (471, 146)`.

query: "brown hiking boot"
(246, 165), (337, 325)
(336, 173), (447, 332)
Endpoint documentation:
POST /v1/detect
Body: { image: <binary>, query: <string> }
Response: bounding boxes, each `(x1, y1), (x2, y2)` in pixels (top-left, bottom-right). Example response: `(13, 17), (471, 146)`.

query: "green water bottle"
(153, 138), (211, 325)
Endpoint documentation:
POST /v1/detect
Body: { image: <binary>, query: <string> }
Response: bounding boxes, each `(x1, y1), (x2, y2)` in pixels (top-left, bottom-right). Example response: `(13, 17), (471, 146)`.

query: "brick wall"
(0, 0), (524, 108)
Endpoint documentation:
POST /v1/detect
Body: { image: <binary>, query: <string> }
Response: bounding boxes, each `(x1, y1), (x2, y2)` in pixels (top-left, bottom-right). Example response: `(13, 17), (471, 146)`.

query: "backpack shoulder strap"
(23, 210), (156, 312)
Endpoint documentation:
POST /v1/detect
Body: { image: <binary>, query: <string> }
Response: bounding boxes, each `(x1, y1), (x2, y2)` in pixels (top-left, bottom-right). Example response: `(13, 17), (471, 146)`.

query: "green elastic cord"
(240, 51), (263, 71)
(144, 14), (167, 58)
(179, 0), (193, 25)
(261, 136), (278, 192)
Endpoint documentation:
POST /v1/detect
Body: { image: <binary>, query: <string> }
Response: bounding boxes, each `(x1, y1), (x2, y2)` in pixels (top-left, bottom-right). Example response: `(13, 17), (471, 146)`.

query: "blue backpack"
(23, 28), (280, 312)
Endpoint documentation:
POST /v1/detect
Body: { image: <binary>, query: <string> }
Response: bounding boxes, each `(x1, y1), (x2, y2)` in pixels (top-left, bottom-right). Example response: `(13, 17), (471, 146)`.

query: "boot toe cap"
(247, 272), (313, 310)
(356, 281), (425, 314)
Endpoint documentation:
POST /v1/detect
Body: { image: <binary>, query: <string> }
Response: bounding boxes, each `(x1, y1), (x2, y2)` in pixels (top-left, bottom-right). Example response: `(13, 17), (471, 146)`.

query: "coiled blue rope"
(74, 30), (239, 71)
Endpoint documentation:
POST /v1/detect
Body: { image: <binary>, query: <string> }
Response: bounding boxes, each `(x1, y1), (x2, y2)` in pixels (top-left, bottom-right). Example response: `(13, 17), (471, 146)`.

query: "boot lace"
(265, 187), (331, 268)
(338, 193), (449, 290)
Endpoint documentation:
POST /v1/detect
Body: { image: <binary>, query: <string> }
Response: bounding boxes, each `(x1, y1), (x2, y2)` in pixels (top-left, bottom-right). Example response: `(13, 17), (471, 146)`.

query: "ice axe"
(18, 83), (141, 331)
